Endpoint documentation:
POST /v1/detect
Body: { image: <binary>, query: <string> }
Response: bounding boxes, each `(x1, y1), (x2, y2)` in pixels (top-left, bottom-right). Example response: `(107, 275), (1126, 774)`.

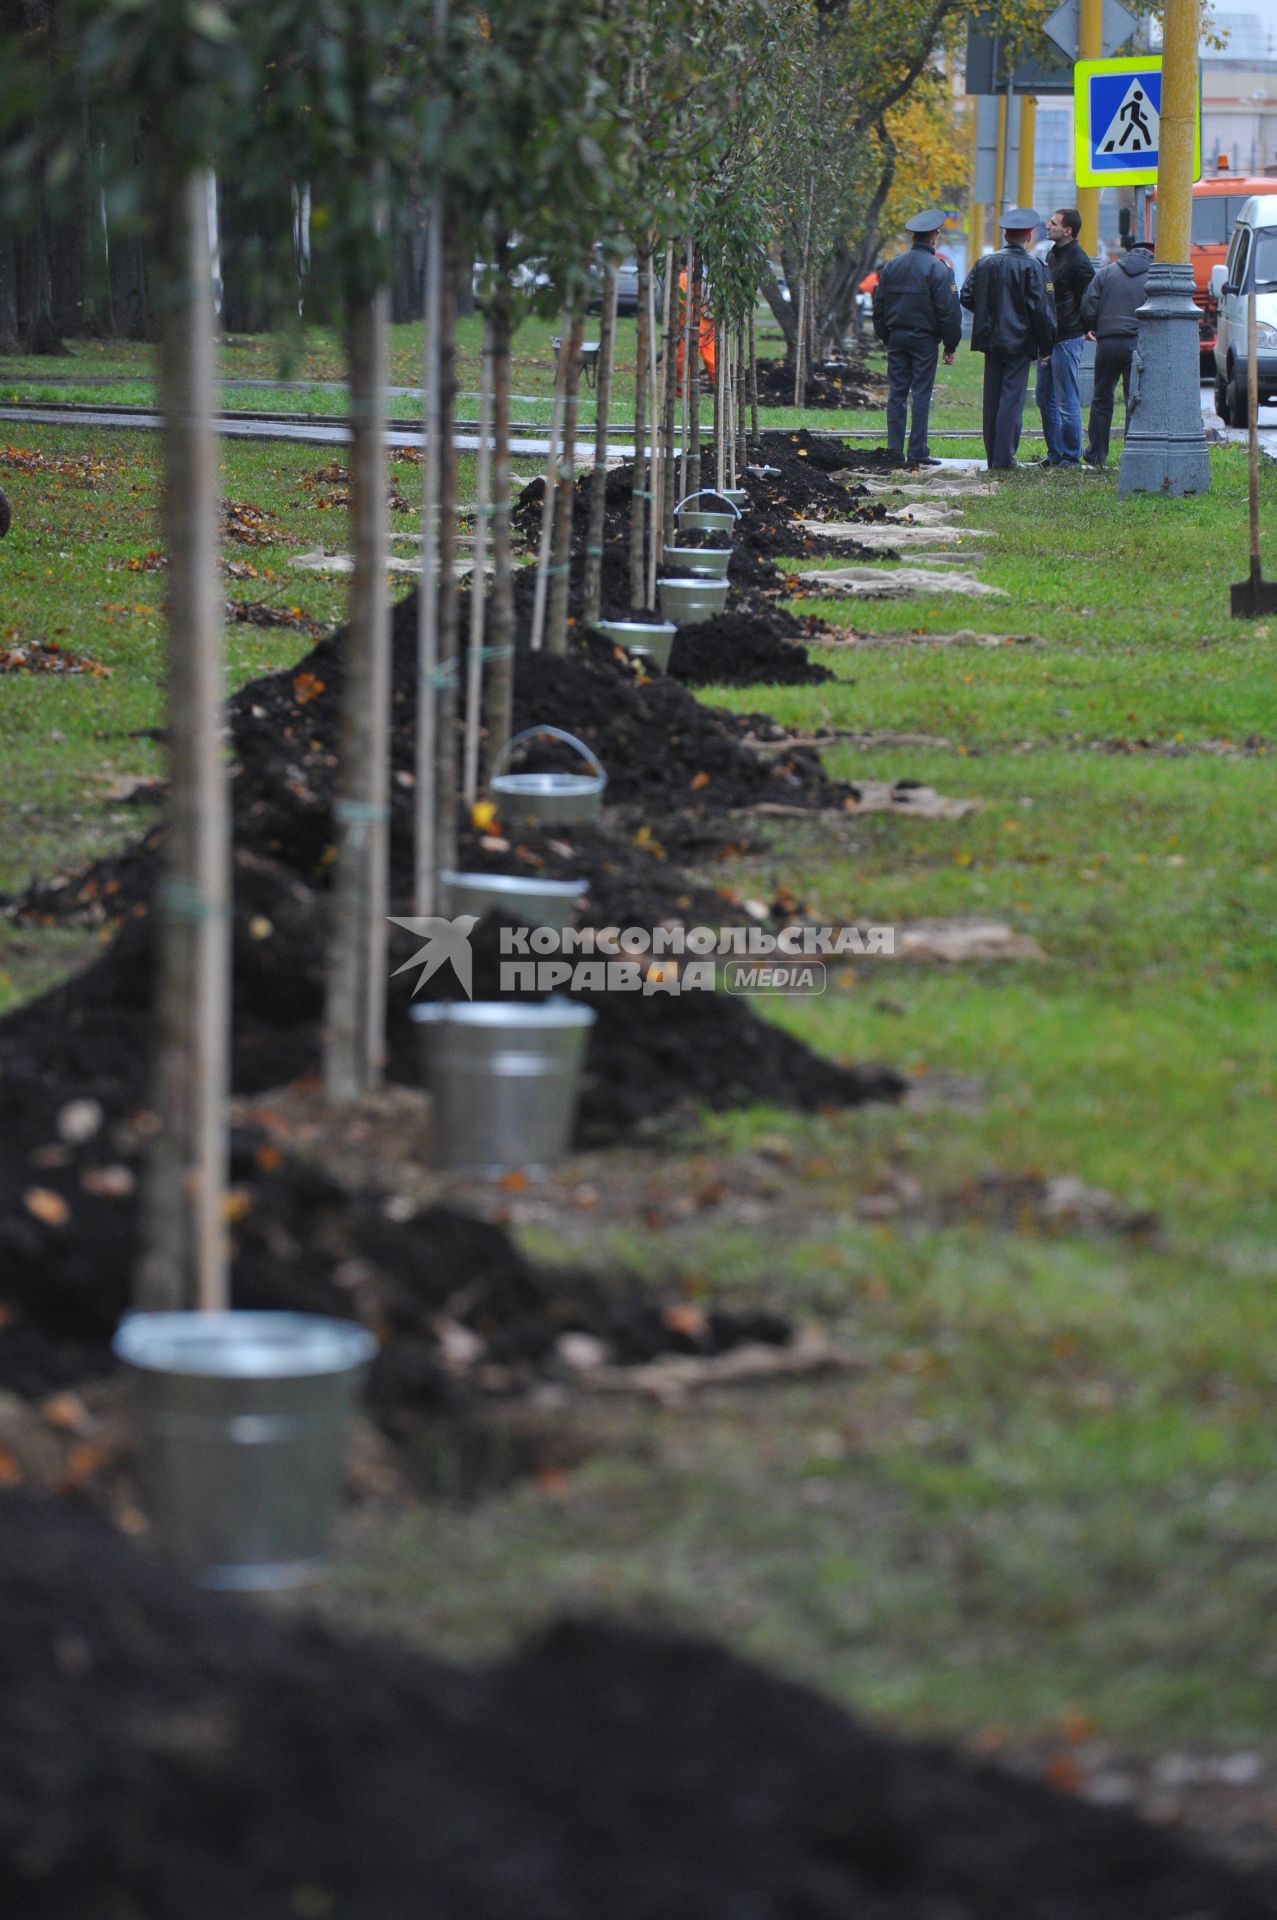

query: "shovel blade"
(1231, 572), (1277, 616)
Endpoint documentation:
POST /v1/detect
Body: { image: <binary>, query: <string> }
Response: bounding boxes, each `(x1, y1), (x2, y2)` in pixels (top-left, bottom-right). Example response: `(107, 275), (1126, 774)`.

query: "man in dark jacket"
(872, 208), (963, 466)
(960, 209), (1057, 470)
(1036, 208), (1095, 468)
(1078, 242), (1154, 466)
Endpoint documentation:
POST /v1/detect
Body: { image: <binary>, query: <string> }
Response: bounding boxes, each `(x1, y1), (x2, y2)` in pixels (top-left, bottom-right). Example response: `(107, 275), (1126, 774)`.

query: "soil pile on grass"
(0, 1055), (794, 1405)
(4, 1492), (1272, 1920)
(505, 629), (844, 809)
(754, 425), (904, 488)
(667, 611), (835, 688)
(754, 355), (886, 410)
(507, 449), (901, 603)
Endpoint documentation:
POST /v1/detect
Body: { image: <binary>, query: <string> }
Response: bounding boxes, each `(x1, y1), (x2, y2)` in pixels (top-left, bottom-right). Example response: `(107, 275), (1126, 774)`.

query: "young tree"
(248, 0), (436, 1095)
(2, 0), (256, 1308)
(760, 0), (1046, 362)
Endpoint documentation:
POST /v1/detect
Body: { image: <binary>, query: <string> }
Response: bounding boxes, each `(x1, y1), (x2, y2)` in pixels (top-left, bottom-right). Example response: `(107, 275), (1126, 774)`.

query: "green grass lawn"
(1, 312), (905, 437)
(4, 395), (1277, 1767)
(0, 313), (1034, 450)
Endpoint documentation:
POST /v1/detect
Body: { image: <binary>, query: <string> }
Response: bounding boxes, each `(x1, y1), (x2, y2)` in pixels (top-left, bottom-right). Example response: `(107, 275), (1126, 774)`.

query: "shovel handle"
(1249, 284), (1261, 572)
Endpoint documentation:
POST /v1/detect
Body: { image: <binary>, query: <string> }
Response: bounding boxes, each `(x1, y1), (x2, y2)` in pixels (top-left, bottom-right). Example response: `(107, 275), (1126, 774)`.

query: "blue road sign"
(1075, 56), (1201, 189)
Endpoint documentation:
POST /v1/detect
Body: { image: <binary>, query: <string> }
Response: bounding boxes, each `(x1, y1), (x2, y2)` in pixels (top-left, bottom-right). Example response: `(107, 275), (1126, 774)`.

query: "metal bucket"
(658, 576), (730, 625)
(112, 1311), (377, 1591)
(662, 544), (731, 578)
(441, 869), (587, 929)
(490, 726), (607, 826)
(676, 488), (740, 520)
(411, 999), (596, 1174)
(674, 489), (739, 540)
(597, 617), (678, 674)
(720, 488), (749, 509)
(678, 510), (736, 535)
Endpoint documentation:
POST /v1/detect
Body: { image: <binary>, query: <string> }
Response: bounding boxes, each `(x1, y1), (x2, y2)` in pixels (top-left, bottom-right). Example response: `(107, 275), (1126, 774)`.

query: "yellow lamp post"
(1018, 96), (1037, 210)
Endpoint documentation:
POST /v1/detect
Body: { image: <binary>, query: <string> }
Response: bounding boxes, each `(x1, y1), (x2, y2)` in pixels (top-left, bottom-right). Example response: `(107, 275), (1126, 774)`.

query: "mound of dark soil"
(667, 612), (834, 688)
(0, 1042), (793, 1405)
(754, 354), (887, 411)
(507, 630), (843, 808)
(4, 1492), (1272, 1920)
(754, 425), (904, 487)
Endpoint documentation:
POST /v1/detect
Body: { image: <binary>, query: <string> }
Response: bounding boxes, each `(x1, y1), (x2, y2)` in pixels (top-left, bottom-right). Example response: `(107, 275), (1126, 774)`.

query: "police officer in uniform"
(960, 208), (1057, 471)
(872, 209), (963, 467)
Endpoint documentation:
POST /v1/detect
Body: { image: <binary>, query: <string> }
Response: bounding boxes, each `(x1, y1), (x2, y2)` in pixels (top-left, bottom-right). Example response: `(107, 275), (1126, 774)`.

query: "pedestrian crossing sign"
(1074, 56), (1201, 188)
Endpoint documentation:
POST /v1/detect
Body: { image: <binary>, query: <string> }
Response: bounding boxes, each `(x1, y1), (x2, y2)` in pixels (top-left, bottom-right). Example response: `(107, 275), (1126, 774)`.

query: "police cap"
(905, 208), (948, 234)
(1000, 207), (1041, 230)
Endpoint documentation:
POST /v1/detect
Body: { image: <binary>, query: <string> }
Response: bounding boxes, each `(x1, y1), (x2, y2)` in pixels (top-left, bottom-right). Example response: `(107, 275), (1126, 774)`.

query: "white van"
(1209, 193), (1277, 425)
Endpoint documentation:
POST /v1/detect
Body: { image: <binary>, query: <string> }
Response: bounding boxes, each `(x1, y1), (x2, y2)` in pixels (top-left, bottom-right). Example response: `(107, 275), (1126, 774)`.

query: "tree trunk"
(647, 250), (666, 610)
(0, 222), (18, 352)
(415, 192), (445, 915)
(545, 298), (585, 655)
(136, 167), (229, 1313)
(678, 235), (693, 509)
(712, 324), (723, 490)
(482, 261), (516, 785)
(529, 323), (568, 653)
(218, 174), (294, 334)
(629, 250), (649, 610)
(14, 214), (62, 354)
(818, 130), (896, 356)
(434, 219), (461, 876)
(686, 241), (703, 502)
(748, 302), (759, 443)
(108, 227), (152, 340)
(323, 283), (390, 1100)
(662, 245), (680, 553)
(759, 271), (796, 351)
(463, 319), (492, 806)
(582, 259), (618, 628)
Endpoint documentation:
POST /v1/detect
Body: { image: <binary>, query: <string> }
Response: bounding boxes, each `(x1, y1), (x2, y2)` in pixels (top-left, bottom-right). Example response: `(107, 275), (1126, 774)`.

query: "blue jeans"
(1036, 335), (1084, 465)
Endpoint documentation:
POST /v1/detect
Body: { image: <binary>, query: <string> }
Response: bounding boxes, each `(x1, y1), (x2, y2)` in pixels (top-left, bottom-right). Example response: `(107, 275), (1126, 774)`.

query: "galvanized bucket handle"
(492, 725), (606, 782)
(674, 488), (741, 519)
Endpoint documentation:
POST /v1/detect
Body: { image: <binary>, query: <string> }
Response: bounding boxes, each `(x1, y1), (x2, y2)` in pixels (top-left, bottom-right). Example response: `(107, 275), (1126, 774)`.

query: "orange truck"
(1146, 164), (1276, 368)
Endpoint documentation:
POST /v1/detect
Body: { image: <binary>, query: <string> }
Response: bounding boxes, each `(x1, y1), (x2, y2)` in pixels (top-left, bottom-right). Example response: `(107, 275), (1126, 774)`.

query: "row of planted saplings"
(417, 485), (751, 1169)
(109, 491), (752, 1595)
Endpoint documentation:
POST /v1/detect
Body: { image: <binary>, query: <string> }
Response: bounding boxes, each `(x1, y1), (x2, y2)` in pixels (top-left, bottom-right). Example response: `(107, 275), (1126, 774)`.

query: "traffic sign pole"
(994, 93), (1009, 214)
(1018, 96), (1037, 207)
(1077, 0), (1103, 246)
(1118, 0), (1210, 497)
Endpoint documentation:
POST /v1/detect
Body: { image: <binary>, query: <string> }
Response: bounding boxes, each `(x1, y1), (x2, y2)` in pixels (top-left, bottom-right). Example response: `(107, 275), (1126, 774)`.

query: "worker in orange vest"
(675, 268), (717, 394)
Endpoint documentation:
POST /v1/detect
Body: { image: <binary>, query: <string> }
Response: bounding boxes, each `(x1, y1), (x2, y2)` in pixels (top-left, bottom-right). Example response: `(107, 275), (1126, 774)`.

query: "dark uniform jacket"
(1078, 247), (1153, 338)
(872, 245), (963, 350)
(1046, 236), (1095, 340)
(960, 245), (1057, 358)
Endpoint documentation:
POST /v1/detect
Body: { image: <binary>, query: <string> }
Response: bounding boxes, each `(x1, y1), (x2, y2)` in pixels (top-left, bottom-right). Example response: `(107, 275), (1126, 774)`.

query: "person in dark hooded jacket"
(1078, 241), (1154, 466)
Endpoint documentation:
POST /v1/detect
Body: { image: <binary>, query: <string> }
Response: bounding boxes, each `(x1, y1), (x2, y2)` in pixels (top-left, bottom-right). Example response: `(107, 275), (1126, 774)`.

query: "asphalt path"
(0, 405), (637, 460)
(1200, 377), (1277, 457)
(2, 385), (1261, 462)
